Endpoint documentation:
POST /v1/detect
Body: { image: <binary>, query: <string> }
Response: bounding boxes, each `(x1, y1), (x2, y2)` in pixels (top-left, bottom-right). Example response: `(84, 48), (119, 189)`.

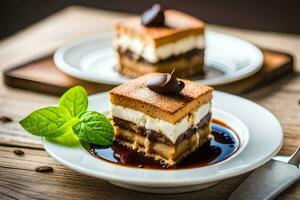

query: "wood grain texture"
(246, 76), (300, 155)
(0, 5), (300, 200)
(3, 56), (115, 96)
(0, 146), (299, 200)
(0, 145), (246, 200)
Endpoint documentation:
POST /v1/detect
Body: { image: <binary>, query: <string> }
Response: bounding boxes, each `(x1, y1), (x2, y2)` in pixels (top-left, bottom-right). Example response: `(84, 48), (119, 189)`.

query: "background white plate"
(43, 91), (282, 193)
(54, 31), (263, 85)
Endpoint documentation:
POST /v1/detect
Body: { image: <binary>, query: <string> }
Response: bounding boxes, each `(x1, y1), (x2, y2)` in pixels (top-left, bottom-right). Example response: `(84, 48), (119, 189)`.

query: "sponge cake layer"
(109, 73), (213, 123)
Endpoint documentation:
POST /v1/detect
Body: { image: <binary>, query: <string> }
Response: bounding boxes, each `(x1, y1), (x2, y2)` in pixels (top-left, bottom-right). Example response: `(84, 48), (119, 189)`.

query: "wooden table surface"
(0, 6), (300, 200)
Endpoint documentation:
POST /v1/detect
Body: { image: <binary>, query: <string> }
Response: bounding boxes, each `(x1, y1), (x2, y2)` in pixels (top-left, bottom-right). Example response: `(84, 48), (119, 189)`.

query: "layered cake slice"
(114, 4), (205, 78)
(109, 72), (213, 166)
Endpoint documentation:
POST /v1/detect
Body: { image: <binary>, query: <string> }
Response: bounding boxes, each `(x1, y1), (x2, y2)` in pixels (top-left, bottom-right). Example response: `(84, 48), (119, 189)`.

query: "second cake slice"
(114, 9), (205, 78)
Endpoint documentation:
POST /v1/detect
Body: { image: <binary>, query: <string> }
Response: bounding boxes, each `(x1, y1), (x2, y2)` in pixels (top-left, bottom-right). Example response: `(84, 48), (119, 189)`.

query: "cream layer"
(110, 103), (211, 143)
(114, 34), (205, 63)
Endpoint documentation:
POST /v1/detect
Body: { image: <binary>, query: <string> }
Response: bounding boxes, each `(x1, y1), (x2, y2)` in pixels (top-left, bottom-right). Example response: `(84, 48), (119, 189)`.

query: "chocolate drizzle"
(141, 4), (165, 27)
(147, 70), (185, 94)
(88, 119), (240, 169)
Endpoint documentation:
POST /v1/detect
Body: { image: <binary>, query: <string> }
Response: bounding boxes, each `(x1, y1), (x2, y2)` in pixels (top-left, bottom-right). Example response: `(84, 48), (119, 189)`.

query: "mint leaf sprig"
(20, 86), (114, 146)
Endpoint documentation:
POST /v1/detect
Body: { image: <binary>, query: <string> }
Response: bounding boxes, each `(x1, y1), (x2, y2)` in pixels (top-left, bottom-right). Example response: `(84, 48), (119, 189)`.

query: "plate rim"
(53, 31), (263, 86)
(43, 91), (283, 187)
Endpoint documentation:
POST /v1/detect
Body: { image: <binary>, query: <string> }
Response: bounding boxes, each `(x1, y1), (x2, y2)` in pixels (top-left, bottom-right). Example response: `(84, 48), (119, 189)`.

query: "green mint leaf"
(20, 106), (75, 137)
(20, 85), (114, 147)
(59, 86), (88, 117)
(46, 127), (80, 147)
(72, 111), (114, 146)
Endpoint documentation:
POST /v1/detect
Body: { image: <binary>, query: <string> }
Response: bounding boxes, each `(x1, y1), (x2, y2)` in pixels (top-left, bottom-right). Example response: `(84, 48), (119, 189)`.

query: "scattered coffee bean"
(13, 149), (24, 156)
(35, 166), (54, 172)
(0, 116), (12, 123)
(298, 99), (300, 105)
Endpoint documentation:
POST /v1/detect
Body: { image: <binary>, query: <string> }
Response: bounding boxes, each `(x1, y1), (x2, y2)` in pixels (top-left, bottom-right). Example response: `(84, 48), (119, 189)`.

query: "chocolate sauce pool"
(87, 119), (239, 169)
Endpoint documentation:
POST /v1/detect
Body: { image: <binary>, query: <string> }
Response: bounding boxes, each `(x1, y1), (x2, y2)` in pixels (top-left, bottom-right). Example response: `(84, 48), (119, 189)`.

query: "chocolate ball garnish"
(141, 4), (165, 27)
(147, 70), (185, 94)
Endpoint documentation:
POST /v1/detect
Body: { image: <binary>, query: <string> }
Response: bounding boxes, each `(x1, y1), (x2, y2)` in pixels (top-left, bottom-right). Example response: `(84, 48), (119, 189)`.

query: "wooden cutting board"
(3, 49), (294, 96)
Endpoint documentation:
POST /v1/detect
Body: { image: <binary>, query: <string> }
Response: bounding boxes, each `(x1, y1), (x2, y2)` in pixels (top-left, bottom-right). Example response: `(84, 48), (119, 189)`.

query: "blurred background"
(1, 0), (300, 40)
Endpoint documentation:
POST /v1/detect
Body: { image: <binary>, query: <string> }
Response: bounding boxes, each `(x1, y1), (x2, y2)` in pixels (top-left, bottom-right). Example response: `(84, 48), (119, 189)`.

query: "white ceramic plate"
(43, 91), (282, 193)
(54, 31), (263, 85)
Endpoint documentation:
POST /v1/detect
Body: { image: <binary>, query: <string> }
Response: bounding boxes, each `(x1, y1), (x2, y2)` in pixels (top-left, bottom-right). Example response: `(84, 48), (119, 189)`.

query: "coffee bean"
(35, 166), (53, 172)
(0, 116), (12, 123)
(13, 149), (24, 156)
(138, 164), (144, 168)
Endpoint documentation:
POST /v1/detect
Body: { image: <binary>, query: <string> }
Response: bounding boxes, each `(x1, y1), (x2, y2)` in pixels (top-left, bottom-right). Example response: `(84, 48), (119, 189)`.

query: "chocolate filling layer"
(113, 112), (211, 145)
(117, 48), (204, 65)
